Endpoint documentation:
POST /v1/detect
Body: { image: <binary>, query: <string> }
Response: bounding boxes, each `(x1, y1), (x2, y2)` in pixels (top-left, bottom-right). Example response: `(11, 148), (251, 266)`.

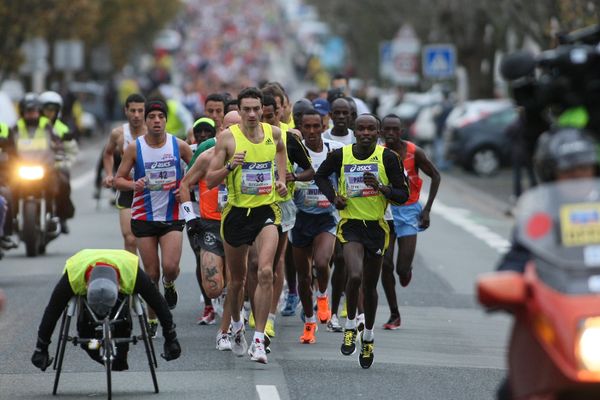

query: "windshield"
(515, 178), (600, 293)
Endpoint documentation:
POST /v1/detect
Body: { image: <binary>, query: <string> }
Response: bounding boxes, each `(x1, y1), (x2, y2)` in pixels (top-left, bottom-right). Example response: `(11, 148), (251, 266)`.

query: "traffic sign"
(423, 44), (456, 79)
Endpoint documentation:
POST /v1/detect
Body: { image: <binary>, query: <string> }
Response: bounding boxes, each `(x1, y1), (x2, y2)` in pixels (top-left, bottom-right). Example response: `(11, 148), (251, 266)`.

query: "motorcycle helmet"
(534, 127), (598, 182)
(19, 92), (40, 115)
(39, 91), (63, 109)
(86, 266), (119, 318)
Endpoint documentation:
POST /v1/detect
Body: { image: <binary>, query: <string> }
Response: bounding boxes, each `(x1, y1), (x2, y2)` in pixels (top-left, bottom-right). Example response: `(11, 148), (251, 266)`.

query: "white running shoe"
(216, 331), (232, 351)
(327, 314), (343, 332)
(231, 327), (247, 356)
(248, 338), (268, 364)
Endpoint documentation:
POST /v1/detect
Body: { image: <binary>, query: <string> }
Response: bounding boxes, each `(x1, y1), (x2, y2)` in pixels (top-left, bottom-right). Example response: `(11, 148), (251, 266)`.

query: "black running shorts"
(115, 190), (133, 209)
(336, 218), (390, 257)
(221, 204), (281, 247)
(131, 219), (185, 238)
(187, 218), (224, 257)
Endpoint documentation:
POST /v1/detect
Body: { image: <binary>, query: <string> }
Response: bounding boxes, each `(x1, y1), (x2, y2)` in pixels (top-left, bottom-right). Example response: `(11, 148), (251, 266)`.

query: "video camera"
(500, 24), (600, 149)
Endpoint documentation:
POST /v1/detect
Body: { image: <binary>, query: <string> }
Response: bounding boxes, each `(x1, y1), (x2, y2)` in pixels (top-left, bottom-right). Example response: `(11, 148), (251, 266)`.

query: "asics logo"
(349, 164), (373, 173)
(247, 162), (270, 170)
(151, 161), (171, 169)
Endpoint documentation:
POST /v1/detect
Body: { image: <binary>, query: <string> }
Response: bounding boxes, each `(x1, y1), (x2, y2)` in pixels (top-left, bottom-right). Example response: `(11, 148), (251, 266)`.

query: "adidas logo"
(375, 249), (382, 255)
(266, 138), (274, 145)
(265, 218), (274, 224)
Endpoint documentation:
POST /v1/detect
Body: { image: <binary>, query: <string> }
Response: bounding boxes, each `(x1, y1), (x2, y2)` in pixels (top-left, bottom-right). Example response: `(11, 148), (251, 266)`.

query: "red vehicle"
(478, 178), (600, 399)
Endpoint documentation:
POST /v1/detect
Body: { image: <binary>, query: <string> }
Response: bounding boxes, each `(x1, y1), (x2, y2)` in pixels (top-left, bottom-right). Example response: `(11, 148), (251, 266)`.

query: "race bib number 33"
(344, 163), (379, 198)
(241, 161), (273, 195)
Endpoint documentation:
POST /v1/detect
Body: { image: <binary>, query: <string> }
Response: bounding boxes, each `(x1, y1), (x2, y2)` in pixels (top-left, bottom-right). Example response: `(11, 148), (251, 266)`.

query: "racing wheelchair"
(51, 293), (158, 399)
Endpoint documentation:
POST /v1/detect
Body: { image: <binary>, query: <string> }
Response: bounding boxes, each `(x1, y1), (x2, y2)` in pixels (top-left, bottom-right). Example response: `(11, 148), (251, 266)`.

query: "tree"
(0, 0), (181, 80)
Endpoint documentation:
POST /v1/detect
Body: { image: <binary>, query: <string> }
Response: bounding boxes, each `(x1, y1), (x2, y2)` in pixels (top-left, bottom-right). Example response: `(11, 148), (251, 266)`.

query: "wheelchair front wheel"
(103, 319), (112, 400)
(139, 313), (159, 393)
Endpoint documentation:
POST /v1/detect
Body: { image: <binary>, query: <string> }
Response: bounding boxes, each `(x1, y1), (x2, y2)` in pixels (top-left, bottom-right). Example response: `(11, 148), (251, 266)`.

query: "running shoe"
(316, 295), (331, 323)
(147, 319), (158, 339)
(340, 298), (348, 318)
(216, 331), (232, 351)
(264, 333), (271, 354)
(382, 314), (401, 330)
(399, 268), (413, 287)
(327, 314), (343, 332)
(358, 333), (375, 369)
(248, 338), (268, 364)
(163, 281), (178, 310)
(341, 328), (357, 355)
(197, 305), (216, 325)
(357, 313), (365, 332)
(299, 322), (317, 344)
(266, 319), (276, 338)
(280, 293), (299, 316)
(248, 311), (255, 328)
(231, 327), (247, 357)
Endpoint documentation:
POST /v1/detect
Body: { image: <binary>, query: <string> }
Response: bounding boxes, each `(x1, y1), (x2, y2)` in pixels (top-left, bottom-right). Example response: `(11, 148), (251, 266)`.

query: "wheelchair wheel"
(142, 308), (158, 368)
(103, 319), (113, 400)
(53, 310), (67, 370)
(52, 311), (72, 395)
(139, 313), (159, 393)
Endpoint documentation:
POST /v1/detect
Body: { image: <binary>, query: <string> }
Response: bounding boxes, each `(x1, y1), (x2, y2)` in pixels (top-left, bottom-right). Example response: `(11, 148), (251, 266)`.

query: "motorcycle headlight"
(576, 317), (600, 372)
(17, 165), (45, 180)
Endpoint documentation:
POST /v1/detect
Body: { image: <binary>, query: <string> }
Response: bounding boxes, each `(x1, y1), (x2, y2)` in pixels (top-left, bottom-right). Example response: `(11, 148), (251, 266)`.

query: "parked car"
(445, 103), (517, 176)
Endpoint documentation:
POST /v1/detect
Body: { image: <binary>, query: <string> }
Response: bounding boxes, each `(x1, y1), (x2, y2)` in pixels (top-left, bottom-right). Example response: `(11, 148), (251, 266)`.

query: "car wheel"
(470, 147), (500, 176)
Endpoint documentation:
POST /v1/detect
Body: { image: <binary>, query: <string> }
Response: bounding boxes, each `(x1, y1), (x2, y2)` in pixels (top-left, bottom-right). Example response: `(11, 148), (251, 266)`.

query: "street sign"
(380, 24), (420, 85)
(54, 40), (84, 72)
(423, 44), (456, 79)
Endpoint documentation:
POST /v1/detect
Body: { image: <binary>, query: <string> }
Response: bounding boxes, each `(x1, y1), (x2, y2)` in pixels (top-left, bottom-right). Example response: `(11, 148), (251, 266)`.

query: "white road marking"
(256, 385), (281, 400)
(71, 169), (96, 190)
(423, 190), (511, 253)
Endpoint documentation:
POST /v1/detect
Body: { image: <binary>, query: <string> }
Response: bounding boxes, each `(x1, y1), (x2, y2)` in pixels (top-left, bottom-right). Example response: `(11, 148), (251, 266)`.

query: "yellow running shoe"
(265, 318), (276, 338)
(340, 299), (348, 318)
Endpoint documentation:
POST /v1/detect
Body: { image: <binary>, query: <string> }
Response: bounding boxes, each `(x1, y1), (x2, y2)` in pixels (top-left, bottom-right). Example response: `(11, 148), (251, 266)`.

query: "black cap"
(145, 99), (168, 120)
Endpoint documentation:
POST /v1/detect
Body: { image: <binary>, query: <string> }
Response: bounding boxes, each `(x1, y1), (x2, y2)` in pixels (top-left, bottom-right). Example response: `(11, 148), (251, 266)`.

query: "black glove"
(161, 338), (181, 361)
(31, 338), (53, 371)
(186, 217), (202, 237)
(160, 325), (180, 361)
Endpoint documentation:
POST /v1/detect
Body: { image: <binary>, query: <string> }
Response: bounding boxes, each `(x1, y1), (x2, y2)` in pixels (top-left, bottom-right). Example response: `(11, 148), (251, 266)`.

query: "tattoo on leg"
(206, 266), (218, 289)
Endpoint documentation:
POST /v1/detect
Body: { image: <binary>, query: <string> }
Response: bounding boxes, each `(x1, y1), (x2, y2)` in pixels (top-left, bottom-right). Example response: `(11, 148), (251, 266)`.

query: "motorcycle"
(11, 150), (61, 257)
(478, 178), (600, 399)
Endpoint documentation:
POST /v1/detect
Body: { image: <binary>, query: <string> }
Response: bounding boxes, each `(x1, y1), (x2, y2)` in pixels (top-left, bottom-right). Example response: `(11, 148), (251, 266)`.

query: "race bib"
(241, 161), (272, 195)
(298, 181), (331, 208)
(217, 184), (228, 211)
(344, 163), (379, 198)
(145, 159), (177, 191)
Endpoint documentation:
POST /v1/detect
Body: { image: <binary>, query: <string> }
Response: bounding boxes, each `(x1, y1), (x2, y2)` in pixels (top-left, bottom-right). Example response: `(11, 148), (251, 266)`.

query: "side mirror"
(477, 271), (527, 310)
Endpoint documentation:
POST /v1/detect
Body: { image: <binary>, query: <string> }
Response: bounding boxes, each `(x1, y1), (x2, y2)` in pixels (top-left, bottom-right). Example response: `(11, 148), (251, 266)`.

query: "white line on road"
(256, 385), (281, 400)
(424, 190), (511, 254)
(71, 169), (95, 190)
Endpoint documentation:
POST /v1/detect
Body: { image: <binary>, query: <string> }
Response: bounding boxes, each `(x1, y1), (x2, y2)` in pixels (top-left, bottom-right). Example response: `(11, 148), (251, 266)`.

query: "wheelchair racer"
(31, 249), (181, 371)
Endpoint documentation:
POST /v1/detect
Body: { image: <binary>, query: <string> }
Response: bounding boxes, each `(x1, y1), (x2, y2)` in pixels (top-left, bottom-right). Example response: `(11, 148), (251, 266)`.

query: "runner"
(114, 99), (193, 336)
(186, 93), (226, 144)
(102, 93), (147, 253)
(315, 113), (409, 369)
(179, 114), (240, 350)
(205, 87), (287, 364)
(323, 97), (355, 145)
(292, 109), (343, 344)
(380, 114), (440, 329)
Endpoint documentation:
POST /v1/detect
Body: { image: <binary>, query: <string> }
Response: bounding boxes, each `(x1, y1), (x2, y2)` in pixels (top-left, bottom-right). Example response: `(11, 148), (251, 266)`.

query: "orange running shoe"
(316, 295), (331, 323)
(299, 322), (317, 344)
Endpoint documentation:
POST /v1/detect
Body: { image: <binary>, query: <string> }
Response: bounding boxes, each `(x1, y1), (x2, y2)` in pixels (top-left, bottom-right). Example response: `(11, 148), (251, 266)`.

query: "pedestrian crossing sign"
(423, 45), (456, 79)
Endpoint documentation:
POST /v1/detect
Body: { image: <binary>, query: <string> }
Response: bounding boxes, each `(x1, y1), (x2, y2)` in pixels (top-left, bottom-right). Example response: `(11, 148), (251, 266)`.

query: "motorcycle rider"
(8, 93), (64, 234)
(495, 127), (599, 399)
(40, 91), (78, 234)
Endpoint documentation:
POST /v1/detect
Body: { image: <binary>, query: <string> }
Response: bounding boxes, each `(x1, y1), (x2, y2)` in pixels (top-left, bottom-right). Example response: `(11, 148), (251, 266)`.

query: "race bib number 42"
(145, 159), (177, 191)
(241, 161), (273, 195)
(344, 163), (379, 197)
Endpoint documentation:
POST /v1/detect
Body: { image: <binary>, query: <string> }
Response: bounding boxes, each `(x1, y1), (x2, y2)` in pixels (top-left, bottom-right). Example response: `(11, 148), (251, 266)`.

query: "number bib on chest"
(146, 159), (177, 191)
(217, 184), (228, 211)
(344, 163), (379, 198)
(298, 181), (331, 208)
(241, 161), (272, 195)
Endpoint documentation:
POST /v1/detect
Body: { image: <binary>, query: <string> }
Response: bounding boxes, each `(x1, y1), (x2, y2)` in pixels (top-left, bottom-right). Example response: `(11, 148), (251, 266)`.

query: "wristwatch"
(225, 162), (234, 171)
